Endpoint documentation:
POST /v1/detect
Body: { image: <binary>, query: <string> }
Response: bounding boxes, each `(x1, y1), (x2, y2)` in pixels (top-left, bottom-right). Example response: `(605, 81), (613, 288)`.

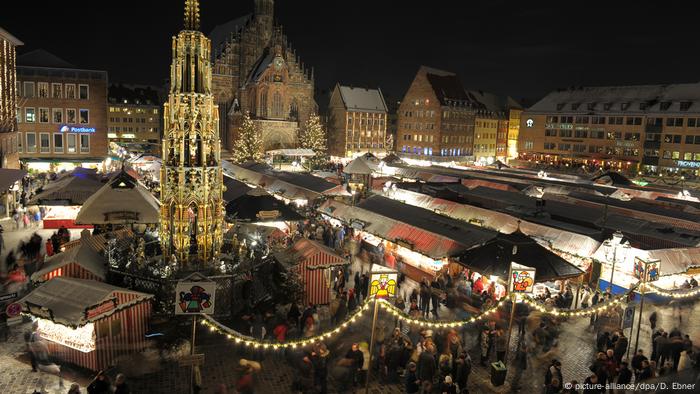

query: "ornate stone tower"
(160, 0), (224, 264)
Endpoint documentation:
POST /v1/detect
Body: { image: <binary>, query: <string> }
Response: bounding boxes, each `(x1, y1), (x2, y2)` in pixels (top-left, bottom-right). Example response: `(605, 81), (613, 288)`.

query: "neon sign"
(60, 125), (96, 133)
(677, 160), (700, 169)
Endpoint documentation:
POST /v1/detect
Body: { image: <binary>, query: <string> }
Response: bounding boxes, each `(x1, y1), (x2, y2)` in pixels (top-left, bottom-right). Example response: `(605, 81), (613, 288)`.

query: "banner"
(175, 273), (216, 315)
(622, 305), (635, 329)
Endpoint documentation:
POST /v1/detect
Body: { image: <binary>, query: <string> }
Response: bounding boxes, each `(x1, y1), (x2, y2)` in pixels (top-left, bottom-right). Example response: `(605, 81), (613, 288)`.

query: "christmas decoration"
(232, 111), (264, 163)
(298, 113), (327, 170)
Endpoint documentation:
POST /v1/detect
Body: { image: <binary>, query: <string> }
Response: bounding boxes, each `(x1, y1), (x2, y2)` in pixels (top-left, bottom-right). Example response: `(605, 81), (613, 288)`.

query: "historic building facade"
(0, 27), (22, 169)
(518, 83), (700, 175)
(16, 49), (108, 171)
(108, 84), (163, 153)
(209, 0), (316, 153)
(327, 84), (388, 158)
(397, 66), (478, 160)
(160, 0), (224, 264)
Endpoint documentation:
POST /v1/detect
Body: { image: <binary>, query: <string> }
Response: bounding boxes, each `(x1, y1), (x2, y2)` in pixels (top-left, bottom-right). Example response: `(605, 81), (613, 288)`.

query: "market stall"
(274, 238), (346, 305)
(19, 277), (153, 371)
(31, 235), (108, 283)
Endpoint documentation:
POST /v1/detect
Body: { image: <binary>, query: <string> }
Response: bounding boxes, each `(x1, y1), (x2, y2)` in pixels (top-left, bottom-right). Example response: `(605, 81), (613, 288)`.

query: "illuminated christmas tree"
(232, 111), (264, 163)
(299, 113), (327, 170)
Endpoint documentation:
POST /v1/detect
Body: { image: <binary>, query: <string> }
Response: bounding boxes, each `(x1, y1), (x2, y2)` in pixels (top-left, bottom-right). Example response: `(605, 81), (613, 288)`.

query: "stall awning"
(274, 238), (346, 268)
(458, 231), (585, 282)
(0, 168), (26, 191)
(19, 277), (153, 328)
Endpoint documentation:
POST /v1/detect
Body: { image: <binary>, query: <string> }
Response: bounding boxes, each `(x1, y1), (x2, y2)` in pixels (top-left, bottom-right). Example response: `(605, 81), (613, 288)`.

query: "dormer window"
(680, 101), (692, 111)
(556, 103), (565, 111)
(639, 102), (649, 110)
(660, 102), (671, 111)
(604, 103), (612, 111)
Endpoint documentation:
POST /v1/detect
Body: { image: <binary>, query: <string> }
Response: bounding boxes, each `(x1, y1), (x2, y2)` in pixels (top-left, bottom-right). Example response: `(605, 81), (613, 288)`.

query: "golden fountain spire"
(184, 0), (200, 30)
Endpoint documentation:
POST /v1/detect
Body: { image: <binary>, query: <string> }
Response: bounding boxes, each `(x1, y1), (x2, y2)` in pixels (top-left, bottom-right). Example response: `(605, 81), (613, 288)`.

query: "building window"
(65, 84), (76, 99)
(52, 108), (63, 124)
(26, 133), (37, 153)
(592, 116), (606, 125)
(662, 150), (672, 159)
(665, 118), (683, 127)
(39, 108), (49, 123)
(672, 151), (680, 159)
(544, 142), (556, 150)
(624, 133), (640, 141)
(66, 109), (77, 124)
(38, 82), (49, 98)
(25, 108), (36, 123)
(67, 134), (77, 153)
(23, 82), (35, 98)
(40, 133), (50, 153)
(79, 109), (89, 124)
(271, 91), (283, 118)
(80, 134), (90, 153)
(51, 83), (62, 99)
(53, 133), (63, 153)
(78, 84), (89, 100)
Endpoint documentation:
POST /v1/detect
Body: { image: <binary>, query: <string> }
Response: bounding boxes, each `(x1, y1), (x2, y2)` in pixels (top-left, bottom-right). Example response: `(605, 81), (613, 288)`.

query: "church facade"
(210, 0), (316, 152)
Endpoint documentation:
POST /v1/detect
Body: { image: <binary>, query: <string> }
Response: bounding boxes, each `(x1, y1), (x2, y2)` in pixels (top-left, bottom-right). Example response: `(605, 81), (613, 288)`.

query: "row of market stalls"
(223, 161), (350, 206)
(319, 195), (585, 298)
(15, 168), (161, 372)
(0, 168), (27, 218)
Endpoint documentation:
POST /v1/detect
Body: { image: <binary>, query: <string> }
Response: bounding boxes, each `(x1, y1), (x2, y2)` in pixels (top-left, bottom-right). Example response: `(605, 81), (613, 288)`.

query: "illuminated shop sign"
(677, 160), (700, 168)
(60, 125), (96, 133)
(526, 119), (534, 128)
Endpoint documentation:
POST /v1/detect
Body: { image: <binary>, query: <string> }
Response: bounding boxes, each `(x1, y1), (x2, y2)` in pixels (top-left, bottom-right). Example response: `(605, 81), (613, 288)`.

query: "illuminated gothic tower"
(160, 0), (223, 264)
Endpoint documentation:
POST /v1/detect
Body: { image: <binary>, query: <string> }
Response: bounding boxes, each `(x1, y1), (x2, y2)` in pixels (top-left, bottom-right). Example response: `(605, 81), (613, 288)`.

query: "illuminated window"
(25, 108), (36, 123)
(66, 109), (76, 124)
(38, 82), (49, 98)
(51, 83), (62, 99)
(52, 108), (63, 124)
(65, 84), (76, 99)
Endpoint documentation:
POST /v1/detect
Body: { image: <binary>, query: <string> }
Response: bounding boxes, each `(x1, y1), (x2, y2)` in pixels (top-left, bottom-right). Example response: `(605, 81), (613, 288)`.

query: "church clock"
(273, 56), (284, 70)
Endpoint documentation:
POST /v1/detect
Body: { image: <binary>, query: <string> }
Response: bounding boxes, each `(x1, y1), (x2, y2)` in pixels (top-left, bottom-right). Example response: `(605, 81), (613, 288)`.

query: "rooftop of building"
(0, 26), (23, 46)
(335, 84), (387, 113)
(209, 14), (253, 56)
(17, 49), (75, 69)
(528, 82), (700, 114)
(108, 84), (163, 106)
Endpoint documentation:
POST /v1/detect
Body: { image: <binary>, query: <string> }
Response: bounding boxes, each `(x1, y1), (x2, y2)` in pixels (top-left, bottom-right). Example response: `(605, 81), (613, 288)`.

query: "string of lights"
(379, 299), (507, 329)
(200, 301), (372, 350)
(520, 283), (640, 317)
(643, 283), (700, 299)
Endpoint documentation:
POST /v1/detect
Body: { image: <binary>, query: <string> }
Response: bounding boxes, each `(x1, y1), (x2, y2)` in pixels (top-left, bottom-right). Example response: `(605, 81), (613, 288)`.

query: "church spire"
(184, 0), (200, 30)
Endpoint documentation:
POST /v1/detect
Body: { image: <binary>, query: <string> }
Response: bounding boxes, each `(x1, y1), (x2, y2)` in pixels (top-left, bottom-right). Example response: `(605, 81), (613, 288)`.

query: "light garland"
(380, 299), (507, 329)
(200, 301), (372, 350)
(643, 283), (700, 299)
(520, 282), (640, 317)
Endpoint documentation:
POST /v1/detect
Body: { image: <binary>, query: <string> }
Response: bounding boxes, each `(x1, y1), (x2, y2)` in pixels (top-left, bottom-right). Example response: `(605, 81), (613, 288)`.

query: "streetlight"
(603, 230), (629, 292)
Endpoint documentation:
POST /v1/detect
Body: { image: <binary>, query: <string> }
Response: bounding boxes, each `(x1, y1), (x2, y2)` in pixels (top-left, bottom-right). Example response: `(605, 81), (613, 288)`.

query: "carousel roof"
(458, 231), (585, 282)
(225, 188), (304, 222)
(28, 168), (105, 206)
(343, 156), (379, 175)
(75, 170), (160, 224)
(31, 235), (108, 282)
(19, 277), (153, 327)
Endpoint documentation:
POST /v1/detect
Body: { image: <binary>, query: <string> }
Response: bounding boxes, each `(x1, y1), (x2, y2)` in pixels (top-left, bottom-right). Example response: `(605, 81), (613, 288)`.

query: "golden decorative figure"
(160, 0), (223, 265)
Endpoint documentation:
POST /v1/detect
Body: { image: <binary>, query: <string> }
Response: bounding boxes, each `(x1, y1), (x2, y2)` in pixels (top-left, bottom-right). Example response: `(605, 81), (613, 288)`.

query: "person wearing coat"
(613, 332), (628, 363)
(416, 344), (437, 391)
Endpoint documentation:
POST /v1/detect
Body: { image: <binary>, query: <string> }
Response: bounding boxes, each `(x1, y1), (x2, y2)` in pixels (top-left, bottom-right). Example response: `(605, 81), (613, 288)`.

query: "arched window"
(272, 91), (283, 118)
(289, 99), (299, 120)
(259, 89), (268, 118)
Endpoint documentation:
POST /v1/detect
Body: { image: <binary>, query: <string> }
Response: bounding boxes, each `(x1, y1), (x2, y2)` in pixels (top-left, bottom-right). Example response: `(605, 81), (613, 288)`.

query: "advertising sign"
(368, 264), (398, 299)
(634, 257), (660, 282)
(622, 305), (635, 329)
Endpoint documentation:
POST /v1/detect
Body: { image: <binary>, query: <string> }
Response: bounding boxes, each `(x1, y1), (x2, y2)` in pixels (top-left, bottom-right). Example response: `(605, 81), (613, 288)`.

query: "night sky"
(2, 0), (697, 105)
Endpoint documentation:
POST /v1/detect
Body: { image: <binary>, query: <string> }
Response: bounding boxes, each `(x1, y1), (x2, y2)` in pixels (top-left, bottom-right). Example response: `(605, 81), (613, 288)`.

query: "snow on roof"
(19, 277), (153, 327)
(31, 236), (108, 282)
(528, 83), (700, 114)
(338, 85), (388, 113)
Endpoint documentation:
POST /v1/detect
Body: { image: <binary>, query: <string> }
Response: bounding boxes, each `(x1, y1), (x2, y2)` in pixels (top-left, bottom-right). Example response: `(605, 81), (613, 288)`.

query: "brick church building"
(210, 0), (317, 152)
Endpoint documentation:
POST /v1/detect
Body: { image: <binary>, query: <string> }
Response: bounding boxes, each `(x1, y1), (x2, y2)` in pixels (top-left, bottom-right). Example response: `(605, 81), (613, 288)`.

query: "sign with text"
(0, 292), (18, 302)
(509, 263), (536, 293)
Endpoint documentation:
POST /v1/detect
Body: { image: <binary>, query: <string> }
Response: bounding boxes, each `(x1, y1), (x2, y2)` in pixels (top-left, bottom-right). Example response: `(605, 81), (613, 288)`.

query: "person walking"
(613, 332), (628, 364)
(417, 343), (436, 393)
(311, 344), (329, 394)
(346, 343), (364, 387)
(495, 329), (508, 363)
(405, 362), (420, 394)
(114, 374), (130, 394)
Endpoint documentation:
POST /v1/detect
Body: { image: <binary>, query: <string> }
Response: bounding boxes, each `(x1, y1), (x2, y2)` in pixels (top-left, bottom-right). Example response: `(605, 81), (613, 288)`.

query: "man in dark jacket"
(405, 362), (420, 393)
(617, 361), (632, 385)
(453, 351), (471, 392)
(417, 344), (437, 391)
(346, 343), (364, 386)
(631, 349), (648, 381)
(613, 332), (628, 363)
(655, 332), (670, 367)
